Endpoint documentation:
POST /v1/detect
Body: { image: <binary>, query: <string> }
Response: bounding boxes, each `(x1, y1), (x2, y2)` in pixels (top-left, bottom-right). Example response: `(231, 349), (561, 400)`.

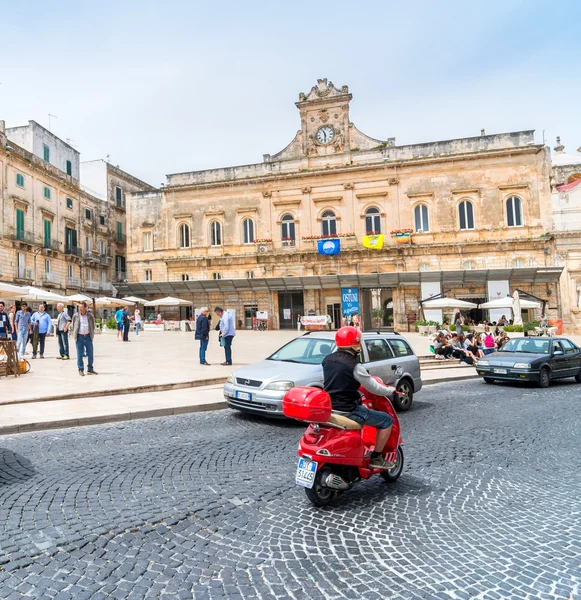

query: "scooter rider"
(322, 326), (396, 470)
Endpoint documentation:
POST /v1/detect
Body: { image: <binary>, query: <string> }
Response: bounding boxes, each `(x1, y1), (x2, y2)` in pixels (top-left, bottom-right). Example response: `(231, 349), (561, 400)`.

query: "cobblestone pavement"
(0, 379), (580, 599)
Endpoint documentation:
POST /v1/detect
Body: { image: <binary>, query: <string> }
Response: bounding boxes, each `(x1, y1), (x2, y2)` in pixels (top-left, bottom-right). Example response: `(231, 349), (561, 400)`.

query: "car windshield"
(500, 339), (550, 354)
(268, 337), (336, 365)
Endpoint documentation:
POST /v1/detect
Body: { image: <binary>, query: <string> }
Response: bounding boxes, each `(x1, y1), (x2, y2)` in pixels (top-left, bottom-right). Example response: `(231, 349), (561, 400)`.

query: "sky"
(1, 0), (580, 187)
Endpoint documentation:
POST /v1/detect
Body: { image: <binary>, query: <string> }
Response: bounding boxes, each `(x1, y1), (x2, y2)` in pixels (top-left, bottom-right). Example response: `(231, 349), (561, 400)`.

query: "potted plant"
(371, 307), (385, 328)
(504, 324), (525, 337)
(415, 319), (429, 335)
(427, 320), (441, 334)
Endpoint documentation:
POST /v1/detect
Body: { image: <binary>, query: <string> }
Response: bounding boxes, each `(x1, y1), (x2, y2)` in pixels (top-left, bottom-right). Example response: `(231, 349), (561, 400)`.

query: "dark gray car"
(224, 331), (422, 417)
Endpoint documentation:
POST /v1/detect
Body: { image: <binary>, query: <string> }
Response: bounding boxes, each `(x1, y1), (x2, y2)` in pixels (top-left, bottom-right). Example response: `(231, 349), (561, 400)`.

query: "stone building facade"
(123, 79), (562, 330)
(0, 120), (151, 299)
(551, 139), (581, 332)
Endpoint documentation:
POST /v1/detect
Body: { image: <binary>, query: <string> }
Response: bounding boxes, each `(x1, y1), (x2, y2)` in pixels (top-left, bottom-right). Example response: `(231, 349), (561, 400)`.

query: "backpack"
(484, 333), (495, 348)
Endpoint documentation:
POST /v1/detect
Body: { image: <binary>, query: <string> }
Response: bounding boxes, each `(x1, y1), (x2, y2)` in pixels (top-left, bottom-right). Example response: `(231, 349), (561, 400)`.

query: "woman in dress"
(134, 308), (142, 336)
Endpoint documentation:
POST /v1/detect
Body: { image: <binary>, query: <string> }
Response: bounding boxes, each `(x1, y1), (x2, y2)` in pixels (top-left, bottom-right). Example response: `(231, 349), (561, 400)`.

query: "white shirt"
(79, 314), (89, 335)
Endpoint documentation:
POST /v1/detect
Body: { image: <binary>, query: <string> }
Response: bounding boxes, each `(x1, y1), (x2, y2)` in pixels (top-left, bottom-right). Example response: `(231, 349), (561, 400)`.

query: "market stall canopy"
(143, 296), (193, 306)
(21, 286), (68, 302)
(422, 297), (478, 309)
(66, 293), (93, 303)
(122, 296), (148, 304)
(0, 282), (27, 296)
(479, 297), (541, 309)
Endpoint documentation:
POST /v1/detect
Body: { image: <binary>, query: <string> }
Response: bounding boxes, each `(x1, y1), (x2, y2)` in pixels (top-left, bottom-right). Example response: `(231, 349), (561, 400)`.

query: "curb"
(1, 377), (227, 407)
(0, 373), (480, 437)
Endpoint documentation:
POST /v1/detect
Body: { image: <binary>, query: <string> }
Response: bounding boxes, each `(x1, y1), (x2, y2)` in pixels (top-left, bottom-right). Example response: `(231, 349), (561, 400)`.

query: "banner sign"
(420, 282), (443, 324)
(317, 239), (341, 255)
(341, 287), (360, 317)
(362, 234), (384, 250)
(299, 315), (328, 327)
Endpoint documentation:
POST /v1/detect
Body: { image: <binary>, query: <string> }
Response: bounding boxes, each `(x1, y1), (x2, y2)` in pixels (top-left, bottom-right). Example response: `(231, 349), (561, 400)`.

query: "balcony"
(9, 228), (37, 245)
(67, 276), (81, 288)
(116, 233), (127, 245)
(42, 272), (62, 285)
(16, 268), (34, 282)
(114, 199), (126, 211)
(84, 251), (100, 262)
(43, 239), (60, 252)
(65, 246), (83, 258)
(99, 281), (112, 292)
(114, 271), (127, 283)
(86, 280), (99, 290)
(99, 254), (113, 266)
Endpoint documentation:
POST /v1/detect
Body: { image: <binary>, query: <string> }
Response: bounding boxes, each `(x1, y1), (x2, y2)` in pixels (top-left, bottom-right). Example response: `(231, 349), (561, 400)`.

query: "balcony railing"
(43, 239), (60, 252)
(99, 254), (113, 266)
(16, 268), (34, 281)
(86, 280), (99, 290)
(114, 199), (126, 210)
(10, 228), (37, 244)
(116, 233), (127, 245)
(281, 239), (296, 248)
(99, 281), (112, 291)
(114, 271), (127, 282)
(42, 272), (62, 285)
(67, 276), (81, 288)
(65, 246), (83, 257)
(84, 251), (100, 262)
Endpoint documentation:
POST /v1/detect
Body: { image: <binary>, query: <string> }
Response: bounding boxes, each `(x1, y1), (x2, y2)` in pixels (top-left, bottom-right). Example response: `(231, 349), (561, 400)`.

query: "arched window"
(506, 196), (523, 227)
(365, 207), (381, 234)
(178, 223), (190, 248)
(414, 204), (430, 232)
(458, 200), (475, 230)
(210, 221), (222, 246)
(281, 214), (295, 241)
(242, 218), (255, 244)
(321, 210), (337, 236)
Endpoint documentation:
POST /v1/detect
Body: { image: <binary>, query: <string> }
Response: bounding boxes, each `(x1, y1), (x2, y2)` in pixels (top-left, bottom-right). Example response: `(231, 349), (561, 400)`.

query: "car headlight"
(513, 363), (531, 369)
(265, 380), (295, 391)
(226, 373), (234, 384)
(478, 360), (489, 366)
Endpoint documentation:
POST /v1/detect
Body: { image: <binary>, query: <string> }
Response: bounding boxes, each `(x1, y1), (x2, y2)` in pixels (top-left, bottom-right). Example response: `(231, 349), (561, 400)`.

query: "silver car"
(224, 331), (422, 417)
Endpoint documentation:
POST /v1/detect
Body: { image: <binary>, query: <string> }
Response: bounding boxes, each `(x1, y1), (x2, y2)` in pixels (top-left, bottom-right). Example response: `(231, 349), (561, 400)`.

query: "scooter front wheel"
(380, 446), (404, 483)
(305, 469), (337, 507)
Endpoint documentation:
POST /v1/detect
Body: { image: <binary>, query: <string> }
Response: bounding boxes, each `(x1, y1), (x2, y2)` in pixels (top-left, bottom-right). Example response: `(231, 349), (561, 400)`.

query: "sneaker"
(79, 370), (85, 376)
(40, 355), (44, 359)
(63, 356), (70, 360)
(221, 362), (232, 366)
(87, 370), (98, 375)
(369, 456), (395, 470)
(201, 362), (211, 366)
(32, 355), (37, 359)
(56, 356), (63, 360)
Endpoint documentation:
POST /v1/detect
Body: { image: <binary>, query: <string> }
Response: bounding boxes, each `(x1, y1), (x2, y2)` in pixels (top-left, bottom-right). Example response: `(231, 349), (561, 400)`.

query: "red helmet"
(335, 326), (362, 349)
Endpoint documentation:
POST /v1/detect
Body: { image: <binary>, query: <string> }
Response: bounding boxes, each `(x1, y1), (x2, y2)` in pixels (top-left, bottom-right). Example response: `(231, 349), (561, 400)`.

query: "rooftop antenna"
(66, 138), (78, 148)
(106, 154), (111, 163)
(48, 114), (58, 131)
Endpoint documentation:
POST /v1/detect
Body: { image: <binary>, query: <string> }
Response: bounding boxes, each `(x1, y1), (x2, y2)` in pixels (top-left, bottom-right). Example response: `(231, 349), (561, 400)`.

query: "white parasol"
(21, 286), (68, 302)
(122, 296), (148, 304)
(512, 290), (523, 326)
(479, 297), (540, 309)
(144, 296), (193, 306)
(422, 297), (478, 309)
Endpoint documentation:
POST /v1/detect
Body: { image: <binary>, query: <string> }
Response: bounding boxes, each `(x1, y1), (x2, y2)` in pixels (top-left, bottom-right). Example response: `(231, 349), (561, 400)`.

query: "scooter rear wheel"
(305, 469), (337, 507)
(380, 446), (404, 483)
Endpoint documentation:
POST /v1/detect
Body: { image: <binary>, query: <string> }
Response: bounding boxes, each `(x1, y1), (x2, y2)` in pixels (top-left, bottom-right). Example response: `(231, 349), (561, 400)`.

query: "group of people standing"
(194, 307), (236, 366)
(115, 306), (142, 342)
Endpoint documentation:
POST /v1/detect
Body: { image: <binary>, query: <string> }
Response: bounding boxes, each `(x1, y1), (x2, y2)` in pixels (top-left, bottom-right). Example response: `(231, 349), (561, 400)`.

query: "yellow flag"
(362, 234), (384, 250)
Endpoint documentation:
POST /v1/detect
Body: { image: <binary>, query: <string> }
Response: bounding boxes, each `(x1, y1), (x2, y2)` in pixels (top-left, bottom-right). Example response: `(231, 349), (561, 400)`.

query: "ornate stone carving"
(343, 183), (354, 190)
(388, 178), (399, 185)
(334, 131), (345, 153)
(301, 187), (312, 194)
(299, 79), (351, 103)
(319, 109), (329, 123)
(307, 135), (318, 155)
(262, 191), (272, 198)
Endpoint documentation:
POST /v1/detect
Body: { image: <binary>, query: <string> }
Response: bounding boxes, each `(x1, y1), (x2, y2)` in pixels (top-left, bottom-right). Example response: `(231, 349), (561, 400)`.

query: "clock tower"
(296, 78), (352, 156)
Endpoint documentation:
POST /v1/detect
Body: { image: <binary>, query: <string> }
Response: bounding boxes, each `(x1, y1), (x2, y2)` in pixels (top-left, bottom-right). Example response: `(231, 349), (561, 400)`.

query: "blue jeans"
(135, 322), (140, 336)
(76, 335), (94, 371)
(57, 330), (69, 358)
(348, 405), (393, 429)
(223, 335), (234, 364)
(199, 338), (209, 363)
(17, 329), (29, 354)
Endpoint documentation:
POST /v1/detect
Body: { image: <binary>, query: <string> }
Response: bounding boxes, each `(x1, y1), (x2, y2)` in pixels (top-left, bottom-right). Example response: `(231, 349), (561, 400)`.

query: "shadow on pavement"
(0, 448), (35, 486)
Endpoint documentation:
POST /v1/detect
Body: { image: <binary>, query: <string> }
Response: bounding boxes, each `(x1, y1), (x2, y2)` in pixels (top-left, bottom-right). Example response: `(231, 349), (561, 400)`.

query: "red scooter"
(283, 377), (404, 507)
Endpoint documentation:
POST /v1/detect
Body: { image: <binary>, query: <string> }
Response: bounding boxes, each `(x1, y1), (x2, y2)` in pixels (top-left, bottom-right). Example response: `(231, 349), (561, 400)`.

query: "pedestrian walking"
(30, 303), (52, 359)
(0, 301), (12, 339)
(115, 307), (123, 341)
(326, 313), (333, 330)
(8, 305), (17, 341)
(56, 302), (71, 360)
(195, 307), (211, 365)
(134, 308), (142, 336)
(214, 306), (235, 366)
(15, 302), (31, 356)
(71, 301), (97, 376)
(122, 307), (130, 342)
(297, 314), (302, 331)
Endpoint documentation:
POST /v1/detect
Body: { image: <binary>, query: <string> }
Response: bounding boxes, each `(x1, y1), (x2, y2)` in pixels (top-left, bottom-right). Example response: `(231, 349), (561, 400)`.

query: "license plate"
(236, 391), (251, 401)
(494, 368), (507, 374)
(296, 457), (318, 488)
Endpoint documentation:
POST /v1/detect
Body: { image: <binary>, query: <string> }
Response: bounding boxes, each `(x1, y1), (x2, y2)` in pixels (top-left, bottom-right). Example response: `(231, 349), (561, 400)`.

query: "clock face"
(316, 126), (335, 144)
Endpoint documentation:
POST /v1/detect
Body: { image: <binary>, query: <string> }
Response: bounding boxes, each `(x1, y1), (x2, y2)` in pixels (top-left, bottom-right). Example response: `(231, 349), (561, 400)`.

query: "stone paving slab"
(0, 369), (478, 436)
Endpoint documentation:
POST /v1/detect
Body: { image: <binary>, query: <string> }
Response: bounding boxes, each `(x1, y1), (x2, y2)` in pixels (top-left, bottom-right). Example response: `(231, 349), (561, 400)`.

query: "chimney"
(0, 120), (5, 133)
(481, 128), (485, 136)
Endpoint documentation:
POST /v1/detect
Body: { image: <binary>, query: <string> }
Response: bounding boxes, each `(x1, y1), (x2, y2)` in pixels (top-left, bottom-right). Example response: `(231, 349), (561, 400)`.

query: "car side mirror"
(553, 350), (564, 356)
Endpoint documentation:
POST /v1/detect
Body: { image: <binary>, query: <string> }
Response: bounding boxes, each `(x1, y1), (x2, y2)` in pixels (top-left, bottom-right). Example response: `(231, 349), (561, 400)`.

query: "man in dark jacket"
(322, 326), (396, 470)
(195, 307), (211, 365)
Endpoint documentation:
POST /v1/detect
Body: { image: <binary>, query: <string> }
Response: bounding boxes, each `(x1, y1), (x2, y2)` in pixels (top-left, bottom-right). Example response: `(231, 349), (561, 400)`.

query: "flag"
(362, 234), (384, 250)
(317, 239), (341, 255)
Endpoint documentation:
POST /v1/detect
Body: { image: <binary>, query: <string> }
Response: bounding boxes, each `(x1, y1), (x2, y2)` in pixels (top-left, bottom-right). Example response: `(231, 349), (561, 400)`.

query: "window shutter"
(16, 209), (25, 232)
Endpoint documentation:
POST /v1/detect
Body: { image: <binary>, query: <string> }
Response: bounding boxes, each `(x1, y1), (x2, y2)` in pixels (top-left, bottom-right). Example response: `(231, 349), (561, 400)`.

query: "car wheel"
(538, 367), (551, 389)
(483, 377), (494, 384)
(394, 379), (413, 411)
(575, 371), (581, 383)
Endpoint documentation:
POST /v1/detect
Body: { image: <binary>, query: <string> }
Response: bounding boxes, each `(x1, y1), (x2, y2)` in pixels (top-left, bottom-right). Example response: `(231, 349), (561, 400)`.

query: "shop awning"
(117, 266), (563, 297)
